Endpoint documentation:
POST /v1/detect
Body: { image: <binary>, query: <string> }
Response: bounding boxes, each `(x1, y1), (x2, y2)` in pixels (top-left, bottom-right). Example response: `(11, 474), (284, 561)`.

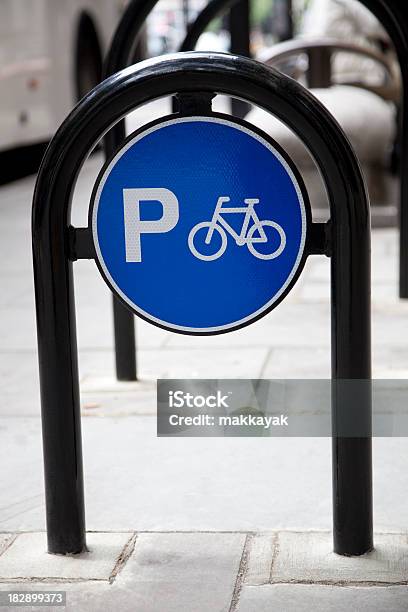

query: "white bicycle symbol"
(188, 196), (286, 261)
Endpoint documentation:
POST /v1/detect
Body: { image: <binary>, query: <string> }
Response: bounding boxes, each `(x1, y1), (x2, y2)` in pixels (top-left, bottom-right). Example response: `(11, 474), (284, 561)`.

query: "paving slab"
(116, 532), (245, 612)
(80, 379), (156, 416)
(1, 419), (408, 533)
(81, 347), (269, 381)
(0, 276), (32, 309)
(236, 584), (408, 612)
(269, 531), (408, 584)
(1, 533), (407, 611)
(81, 422), (334, 532)
(165, 301), (331, 349)
(0, 306), (37, 351)
(0, 532), (132, 581)
(0, 532), (245, 612)
(0, 352), (41, 417)
(262, 346), (331, 378)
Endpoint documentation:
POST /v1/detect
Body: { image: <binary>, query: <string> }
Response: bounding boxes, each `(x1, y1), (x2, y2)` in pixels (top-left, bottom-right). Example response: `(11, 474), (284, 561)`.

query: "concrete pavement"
(0, 531), (408, 611)
(0, 155), (408, 609)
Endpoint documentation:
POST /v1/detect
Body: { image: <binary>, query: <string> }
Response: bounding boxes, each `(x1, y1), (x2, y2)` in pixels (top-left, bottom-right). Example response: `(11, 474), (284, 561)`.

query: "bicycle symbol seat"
(188, 196), (286, 261)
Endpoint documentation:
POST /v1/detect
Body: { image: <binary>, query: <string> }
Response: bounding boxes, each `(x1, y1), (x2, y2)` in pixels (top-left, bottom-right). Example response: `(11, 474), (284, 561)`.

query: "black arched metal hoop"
(33, 52), (372, 557)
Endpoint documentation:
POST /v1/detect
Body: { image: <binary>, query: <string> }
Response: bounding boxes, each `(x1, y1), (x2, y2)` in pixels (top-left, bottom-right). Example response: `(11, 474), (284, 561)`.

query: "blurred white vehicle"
(0, 0), (124, 152)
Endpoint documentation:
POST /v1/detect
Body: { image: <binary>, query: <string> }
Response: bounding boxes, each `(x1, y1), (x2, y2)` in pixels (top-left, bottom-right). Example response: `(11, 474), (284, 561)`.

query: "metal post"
(400, 92), (408, 298)
(229, 0), (251, 117)
(307, 47), (332, 89)
(103, 121), (137, 381)
(358, 1), (408, 297)
(182, 0), (189, 29)
(331, 214), (372, 555)
(102, 0), (159, 381)
(32, 159), (86, 555)
(229, 0), (250, 58)
(394, 6), (408, 299)
(274, 0), (293, 42)
(112, 298), (136, 380)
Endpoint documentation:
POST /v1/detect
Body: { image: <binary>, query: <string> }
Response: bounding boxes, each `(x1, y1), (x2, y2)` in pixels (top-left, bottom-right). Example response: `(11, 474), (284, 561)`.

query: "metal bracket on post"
(307, 222), (331, 257)
(68, 227), (95, 261)
(175, 92), (215, 116)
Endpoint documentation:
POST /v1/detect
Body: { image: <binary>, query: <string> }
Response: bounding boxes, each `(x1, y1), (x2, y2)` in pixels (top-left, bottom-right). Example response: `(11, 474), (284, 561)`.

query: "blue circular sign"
(91, 116), (310, 334)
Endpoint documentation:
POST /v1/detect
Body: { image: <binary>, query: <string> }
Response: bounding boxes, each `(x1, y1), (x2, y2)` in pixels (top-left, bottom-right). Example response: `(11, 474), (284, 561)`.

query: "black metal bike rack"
(32, 51), (372, 557)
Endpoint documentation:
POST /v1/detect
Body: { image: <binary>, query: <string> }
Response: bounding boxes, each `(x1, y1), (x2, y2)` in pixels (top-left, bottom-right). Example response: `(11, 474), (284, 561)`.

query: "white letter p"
(123, 188), (179, 262)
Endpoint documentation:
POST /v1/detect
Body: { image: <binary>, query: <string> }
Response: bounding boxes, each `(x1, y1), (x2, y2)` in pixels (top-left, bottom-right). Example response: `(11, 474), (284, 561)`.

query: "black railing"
(33, 51), (372, 557)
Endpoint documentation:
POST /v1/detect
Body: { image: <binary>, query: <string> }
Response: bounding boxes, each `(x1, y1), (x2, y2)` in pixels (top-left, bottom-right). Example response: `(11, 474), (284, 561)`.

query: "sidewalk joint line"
(258, 348), (273, 379)
(109, 532), (137, 584)
(0, 577), (108, 584)
(269, 532), (280, 584)
(0, 534), (18, 558)
(267, 579), (408, 588)
(229, 533), (251, 612)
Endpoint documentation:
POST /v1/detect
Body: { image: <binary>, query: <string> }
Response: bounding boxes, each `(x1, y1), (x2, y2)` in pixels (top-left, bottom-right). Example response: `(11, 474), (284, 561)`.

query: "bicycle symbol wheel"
(188, 222), (228, 261)
(247, 221), (286, 260)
